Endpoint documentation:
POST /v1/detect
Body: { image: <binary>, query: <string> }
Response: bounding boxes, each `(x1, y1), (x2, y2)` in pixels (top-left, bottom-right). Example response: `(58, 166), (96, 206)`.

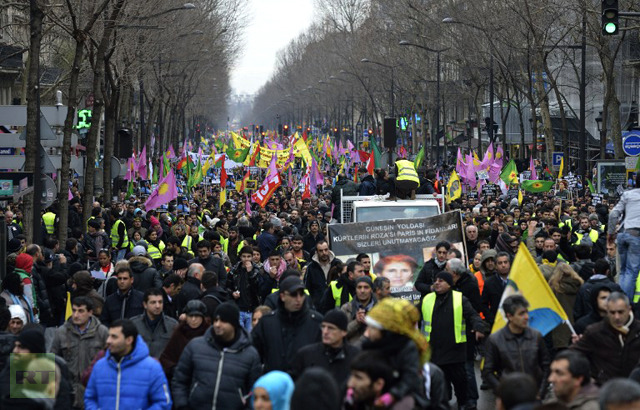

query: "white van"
(350, 199), (442, 222)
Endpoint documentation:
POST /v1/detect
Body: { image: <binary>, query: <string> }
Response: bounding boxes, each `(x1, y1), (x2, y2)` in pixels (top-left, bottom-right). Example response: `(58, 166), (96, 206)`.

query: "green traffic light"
(604, 22), (617, 34)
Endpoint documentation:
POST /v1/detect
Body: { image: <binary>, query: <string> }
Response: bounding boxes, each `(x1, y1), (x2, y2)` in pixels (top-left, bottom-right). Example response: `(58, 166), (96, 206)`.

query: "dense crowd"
(1, 165), (640, 410)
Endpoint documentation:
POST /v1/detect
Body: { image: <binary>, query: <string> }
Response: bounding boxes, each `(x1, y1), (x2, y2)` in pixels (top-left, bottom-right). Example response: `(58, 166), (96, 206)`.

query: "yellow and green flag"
(521, 179), (554, 193)
(499, 159), (519, 185)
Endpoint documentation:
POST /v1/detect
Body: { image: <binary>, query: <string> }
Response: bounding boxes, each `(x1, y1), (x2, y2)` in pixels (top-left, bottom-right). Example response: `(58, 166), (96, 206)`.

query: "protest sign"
(328, 211), (465, 304)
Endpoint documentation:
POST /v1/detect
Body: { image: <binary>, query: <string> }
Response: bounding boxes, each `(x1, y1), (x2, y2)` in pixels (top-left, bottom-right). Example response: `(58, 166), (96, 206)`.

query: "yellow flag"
(491, 243), (568, 336)
(518, 189), (523, 206)
(558, 156), (564, 179)
(65, 291), (72, 320)
(220, 188), (226, 207)
(446, 170), (461, 204)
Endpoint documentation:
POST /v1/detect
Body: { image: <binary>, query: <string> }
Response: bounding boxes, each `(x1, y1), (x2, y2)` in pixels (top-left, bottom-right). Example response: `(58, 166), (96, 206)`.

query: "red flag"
(220, 155), (227, 188)
(366, 151), (374, 175)
(249, 144), (261, 166)
(251, 172), (282, 208)
(239, 169), (250, 191)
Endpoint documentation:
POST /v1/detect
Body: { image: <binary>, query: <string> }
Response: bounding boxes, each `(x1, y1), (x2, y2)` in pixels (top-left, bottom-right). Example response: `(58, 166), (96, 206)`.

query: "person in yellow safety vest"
(145, 230), (165, 264)
(421, 271), (487, 408)
(109, 209), (130, 261)
(42, 209), (57, 235)
(573, 216), (599, 247)
(318, 261), (366, 314)
(589, 213), (605, 233)
(394, 159), (420, 199)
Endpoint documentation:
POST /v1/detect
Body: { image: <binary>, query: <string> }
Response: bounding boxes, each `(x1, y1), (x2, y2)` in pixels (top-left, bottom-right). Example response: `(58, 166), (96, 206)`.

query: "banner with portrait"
(328, 211), (465, 304)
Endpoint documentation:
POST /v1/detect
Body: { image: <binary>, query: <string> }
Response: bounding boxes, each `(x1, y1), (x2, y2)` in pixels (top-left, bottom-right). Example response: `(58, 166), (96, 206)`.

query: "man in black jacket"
(290, 308), (360, 388)
(252, 276), (323, 372)
(482, 251), (511, 326)
(421, 271), (486, 409)
(199, 271), (231, 321)
(447, 258), (484, 409)
(227, 247), (261, 330)
(189, 240), (227, 287)
(483, 295), (550, 395)
(357, 167), (376, 196)
(172, 302), (261, 410)
(174, 263), (204, 316)
(414, 241), (450, 297)
(305, 240), (342, 307)
(100, 267), (144, 326)
(128, 252), (163, 291)
(161, 273), (182, 320)
(573, 258), (622, 322)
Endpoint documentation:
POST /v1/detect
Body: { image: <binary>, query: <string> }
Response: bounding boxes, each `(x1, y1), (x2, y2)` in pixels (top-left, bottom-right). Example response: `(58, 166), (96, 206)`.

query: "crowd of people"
(1, 163), (640, 410)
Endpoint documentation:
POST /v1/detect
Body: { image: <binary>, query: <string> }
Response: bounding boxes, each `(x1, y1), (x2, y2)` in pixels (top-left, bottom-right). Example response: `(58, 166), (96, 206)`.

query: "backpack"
(97, 276), (117, 299)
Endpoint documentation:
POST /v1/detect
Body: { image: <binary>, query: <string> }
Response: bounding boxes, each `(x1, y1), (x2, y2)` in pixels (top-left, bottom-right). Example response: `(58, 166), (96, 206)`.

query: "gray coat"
(131, 313), (179, 358)
(172, 326), (261, 410)
(50, 315), (108, 408)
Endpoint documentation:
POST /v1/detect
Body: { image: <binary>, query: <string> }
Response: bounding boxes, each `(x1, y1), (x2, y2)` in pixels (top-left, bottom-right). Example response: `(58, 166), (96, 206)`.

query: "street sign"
(623, 131), (640, 156)
(18, 111), (58, 140)
(41, 175), (56, 208)
(552, 152), (564, 167)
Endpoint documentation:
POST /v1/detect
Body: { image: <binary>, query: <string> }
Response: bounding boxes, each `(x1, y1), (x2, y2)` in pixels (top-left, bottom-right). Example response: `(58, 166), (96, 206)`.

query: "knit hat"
(355, 276), (373, 288)
(17, 327), (45, 353)
(322, 309), (348, 331)
(87, 219), (101, 230)
(131, 245), (147, 256)
(68, 262), (84, 276)
(589, 213), (599, 222)
(9, 304), (26, 323)
(436, 271), (454, 287)
(365, 298), (429, 364)
(173, 258), (189, 271)
(214, 302), (240, 329)
(150, 216), (160, 227)
(7, 238), (22, 253)
(15, 253), (33, 273)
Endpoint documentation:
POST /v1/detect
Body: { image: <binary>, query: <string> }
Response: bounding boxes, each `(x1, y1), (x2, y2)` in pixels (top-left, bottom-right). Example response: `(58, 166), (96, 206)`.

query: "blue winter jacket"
(84, 335), (172, 410)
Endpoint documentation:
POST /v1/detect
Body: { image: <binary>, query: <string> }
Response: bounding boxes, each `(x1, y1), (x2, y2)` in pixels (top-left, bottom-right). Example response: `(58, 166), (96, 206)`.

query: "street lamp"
(442, 18), (494, 154)
(595, 111), (606, 159)
(361, 58), (395, 117)
(133, 3), (196, 20)
(399, 40), (447, 164)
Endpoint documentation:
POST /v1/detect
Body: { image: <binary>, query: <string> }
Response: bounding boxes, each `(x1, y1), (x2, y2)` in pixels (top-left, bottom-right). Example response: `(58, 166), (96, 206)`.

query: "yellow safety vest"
(220, 236), (229, 254)
(396, 160), (420, 185)
(330, 280), (353, 307)
(147, 241), (165, 260)
(110, 219), (130, 249)
(575, 230), (599, 246)
(42, 212), (56, 234)
(421, 290), (467, 343)
(271, 288), (310, 295)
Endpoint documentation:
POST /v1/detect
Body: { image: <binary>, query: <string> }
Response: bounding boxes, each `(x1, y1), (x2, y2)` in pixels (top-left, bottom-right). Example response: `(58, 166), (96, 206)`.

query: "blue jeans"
(239, 311), (252, 332)
(617, 232), (640, 300)
(115, 248), (127, 262)
(465, 360), (479, 405)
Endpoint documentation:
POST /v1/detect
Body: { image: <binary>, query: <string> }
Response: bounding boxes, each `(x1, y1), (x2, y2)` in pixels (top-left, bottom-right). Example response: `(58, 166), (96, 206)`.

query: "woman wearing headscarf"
(361, 298), (429, 408)
(252, 370), (294, 410)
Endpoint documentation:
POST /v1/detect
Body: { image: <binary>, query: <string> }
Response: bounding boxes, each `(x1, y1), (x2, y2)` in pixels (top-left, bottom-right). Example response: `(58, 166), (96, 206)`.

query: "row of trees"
(248, 0), (638, 171)
(11, 0), (245, 243)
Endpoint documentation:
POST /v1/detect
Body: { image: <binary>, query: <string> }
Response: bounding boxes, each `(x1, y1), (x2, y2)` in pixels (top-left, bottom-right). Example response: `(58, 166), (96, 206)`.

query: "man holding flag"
(482, 294), (550, 395)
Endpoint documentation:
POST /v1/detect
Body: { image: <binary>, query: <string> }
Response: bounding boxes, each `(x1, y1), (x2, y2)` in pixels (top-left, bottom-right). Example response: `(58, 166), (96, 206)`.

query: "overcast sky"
(230, 0), (315, 96)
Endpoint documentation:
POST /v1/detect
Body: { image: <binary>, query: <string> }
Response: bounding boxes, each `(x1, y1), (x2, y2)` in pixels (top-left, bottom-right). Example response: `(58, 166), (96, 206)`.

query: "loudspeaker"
(116, 129), (133, 158)
(383, 117), (397, 148)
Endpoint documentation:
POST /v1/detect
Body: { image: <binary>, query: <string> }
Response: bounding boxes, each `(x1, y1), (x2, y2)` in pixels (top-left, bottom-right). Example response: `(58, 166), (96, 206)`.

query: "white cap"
(8, 304), (26, 323)
(131, 245), (147, 256)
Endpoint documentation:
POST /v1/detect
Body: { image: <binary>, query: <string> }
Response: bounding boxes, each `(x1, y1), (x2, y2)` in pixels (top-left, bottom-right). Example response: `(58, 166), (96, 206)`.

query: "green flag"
(192, 156), (203, 186)
(521, 179), (554, 193)
(163, 154), (170, 177)
(370, 136), (383, 168)
(152, 161), (159, 184)
(226, 146), (250, 163)
(125, 180), (134, 199)
(500, 159), (519, 185)
(586, 178), (596, 194)
(414, 146), (425, 170)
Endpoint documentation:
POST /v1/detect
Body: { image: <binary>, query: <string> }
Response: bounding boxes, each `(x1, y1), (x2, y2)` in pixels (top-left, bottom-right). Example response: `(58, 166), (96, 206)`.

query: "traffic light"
(283, 124), (289, 136)
(76, 109), (92, 130)
(602, 0), (619, 35)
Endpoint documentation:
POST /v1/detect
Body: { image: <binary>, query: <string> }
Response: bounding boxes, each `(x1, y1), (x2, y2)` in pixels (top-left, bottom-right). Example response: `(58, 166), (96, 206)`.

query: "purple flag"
(530, 157), (538, 180)
(138, 146), (148, 180)
(145, 169), (178, 210)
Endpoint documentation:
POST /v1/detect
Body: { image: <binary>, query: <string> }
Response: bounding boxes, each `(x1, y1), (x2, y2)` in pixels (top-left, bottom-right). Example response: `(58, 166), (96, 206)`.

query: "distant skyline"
(230, 0), (315, 96)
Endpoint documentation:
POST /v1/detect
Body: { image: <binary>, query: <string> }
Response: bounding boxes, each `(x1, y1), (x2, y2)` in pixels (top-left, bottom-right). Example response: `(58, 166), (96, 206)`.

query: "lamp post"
(595, 111), (605, 160)
(442, 18), (494, 155)
(398, 40), (448, 164)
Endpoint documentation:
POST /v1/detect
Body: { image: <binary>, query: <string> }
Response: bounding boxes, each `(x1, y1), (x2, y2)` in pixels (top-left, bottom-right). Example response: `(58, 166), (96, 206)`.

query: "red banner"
(251, 172), (281, 208)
